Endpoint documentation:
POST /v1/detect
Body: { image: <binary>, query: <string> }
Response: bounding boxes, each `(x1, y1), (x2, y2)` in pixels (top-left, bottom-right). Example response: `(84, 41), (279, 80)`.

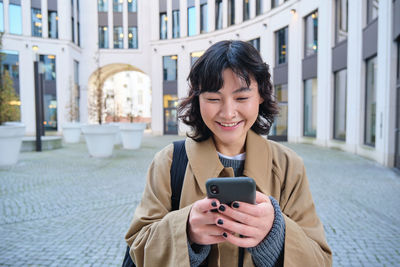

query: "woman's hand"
(187, 197), (227, 245)
(215, 191), (275, 248)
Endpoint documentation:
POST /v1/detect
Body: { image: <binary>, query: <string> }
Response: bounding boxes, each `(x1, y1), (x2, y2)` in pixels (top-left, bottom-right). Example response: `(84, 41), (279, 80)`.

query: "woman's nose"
(219, 101), (237, 119)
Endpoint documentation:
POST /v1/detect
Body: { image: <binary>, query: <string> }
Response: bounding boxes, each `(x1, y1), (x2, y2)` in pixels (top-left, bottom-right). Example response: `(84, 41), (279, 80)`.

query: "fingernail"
(222, 232), (227, 238)
(217, 219), (223, 225)
(218, 205), (225, 212)
(232, 202), (240, 209)
(211, 201), (217, 207)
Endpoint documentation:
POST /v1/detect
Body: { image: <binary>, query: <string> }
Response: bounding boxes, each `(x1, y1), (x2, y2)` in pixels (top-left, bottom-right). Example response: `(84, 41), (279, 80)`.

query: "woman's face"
(199, 68), (263, 156)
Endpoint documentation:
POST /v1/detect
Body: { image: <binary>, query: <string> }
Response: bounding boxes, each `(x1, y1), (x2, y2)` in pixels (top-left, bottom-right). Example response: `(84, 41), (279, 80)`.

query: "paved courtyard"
(0, 134), (399, 266)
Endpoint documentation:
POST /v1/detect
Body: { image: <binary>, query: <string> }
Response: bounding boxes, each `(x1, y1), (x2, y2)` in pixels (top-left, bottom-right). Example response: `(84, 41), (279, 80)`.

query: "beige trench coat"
(125, 130), (332, 267)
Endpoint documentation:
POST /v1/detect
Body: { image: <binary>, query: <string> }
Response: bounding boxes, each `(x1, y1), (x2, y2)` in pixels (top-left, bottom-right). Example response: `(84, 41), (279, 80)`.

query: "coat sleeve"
(125, 145), (192, 267)
(279, 154), (332, 267)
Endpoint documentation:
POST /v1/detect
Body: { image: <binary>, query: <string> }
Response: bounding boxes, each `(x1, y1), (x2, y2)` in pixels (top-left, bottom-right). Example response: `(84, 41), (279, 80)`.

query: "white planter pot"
(62, 122), (82, 143)
(108, 122), (122, 145)
(120, 123), (146, 150)
(81, 124), (119, 157)
(0, 124), (26, 166)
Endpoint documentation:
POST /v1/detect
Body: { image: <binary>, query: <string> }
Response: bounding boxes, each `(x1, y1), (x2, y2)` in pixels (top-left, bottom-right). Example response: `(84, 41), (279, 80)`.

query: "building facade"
(1, 0), (400, 169)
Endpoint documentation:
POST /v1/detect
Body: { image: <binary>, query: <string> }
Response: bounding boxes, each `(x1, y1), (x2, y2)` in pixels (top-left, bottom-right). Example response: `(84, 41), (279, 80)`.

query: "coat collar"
(185, 130), (273, 196)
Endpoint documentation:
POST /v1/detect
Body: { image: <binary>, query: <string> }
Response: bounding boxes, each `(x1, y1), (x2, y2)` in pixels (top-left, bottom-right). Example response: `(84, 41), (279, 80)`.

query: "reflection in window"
(40, 55), (57, 131)
(128, 0), (137, 12)
(98, 0), (108, 12)
(271, 0), (279, 9)
(271, 84), (288, 136)
(228, 0), (235, 26)
(200, 3), (208, 33)
(163, 55), (177, 81)
(113, 26), (123, 48)
(248, 38), (260, 52)
(190, 51), (204, 66)
(365, 56), (377, 146)
(243, 0), (250, 21)
(304, 78), (318, 137)
(128, 27), (138, 49)
(256, 0), (263, 16)
(172, 10), (180, 38)
(335, 0), (348, 43)
(367, 0), (379, 24)
(160, 12), (167, 39)
(48, 11), (58, 38)
(215, 0), (223, 30)
(31, 8), (42, 37)
(0, 51), (21, 120)
(9, 4), (22, 35)
(333, 69), (347, 140)
(113, 0), (123, 12)
(304, 10), (318, 57)
(98, 26), (108, 48)
(276, 27), (288, 65)
(73, 60), (80, 122)
(0, 2), (3, 32)
(188, 6), (196, 36)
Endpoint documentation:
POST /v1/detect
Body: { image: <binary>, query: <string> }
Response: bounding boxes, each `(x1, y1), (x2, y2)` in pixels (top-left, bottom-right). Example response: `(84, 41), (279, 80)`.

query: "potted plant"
(81, 50), (118, 157)
(119, 98), (146, 150)
(62, 77), (81, 143)
(0, 33), (25, 166)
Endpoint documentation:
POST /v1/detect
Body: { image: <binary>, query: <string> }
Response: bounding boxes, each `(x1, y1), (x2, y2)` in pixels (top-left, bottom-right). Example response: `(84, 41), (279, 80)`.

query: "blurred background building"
(1, 0), (399, 169)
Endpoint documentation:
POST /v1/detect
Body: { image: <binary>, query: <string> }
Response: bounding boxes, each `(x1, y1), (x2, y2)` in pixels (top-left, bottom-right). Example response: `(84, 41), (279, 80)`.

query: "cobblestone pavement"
(0, 135), (399, 266)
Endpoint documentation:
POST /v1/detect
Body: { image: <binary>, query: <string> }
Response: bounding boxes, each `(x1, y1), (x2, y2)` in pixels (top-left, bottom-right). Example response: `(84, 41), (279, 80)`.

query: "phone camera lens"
(210, 185), (219, 195)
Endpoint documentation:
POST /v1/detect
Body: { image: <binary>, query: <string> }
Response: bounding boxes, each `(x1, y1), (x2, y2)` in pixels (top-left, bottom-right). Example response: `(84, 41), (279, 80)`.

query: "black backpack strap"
(171, 140), (188, 211)
(123, 139), (188, 267)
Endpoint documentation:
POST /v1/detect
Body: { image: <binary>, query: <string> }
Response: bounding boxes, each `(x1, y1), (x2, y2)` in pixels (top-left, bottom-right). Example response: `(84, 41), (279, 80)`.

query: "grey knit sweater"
(187, 155), (285, 267)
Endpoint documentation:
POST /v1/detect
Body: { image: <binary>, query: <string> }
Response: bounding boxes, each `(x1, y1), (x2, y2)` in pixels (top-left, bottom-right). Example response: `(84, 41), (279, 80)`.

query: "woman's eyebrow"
(233, 87), (252, 93)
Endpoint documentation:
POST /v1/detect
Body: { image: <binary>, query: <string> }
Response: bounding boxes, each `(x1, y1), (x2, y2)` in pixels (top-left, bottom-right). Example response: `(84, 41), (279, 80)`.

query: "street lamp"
(33, 46), (45, 151)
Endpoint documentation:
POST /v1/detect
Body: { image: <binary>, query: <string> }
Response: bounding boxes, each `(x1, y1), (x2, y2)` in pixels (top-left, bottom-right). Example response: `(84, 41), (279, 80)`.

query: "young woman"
(125, 40), (332, 267)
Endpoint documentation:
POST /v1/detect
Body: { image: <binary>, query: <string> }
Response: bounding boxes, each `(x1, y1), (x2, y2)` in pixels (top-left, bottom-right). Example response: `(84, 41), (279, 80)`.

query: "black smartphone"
(206, 177), (256, 205)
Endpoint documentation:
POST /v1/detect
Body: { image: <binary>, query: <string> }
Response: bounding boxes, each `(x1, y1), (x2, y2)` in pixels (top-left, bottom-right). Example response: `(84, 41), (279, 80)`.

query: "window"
(188, 6), (196, 36)
(128, 0), (137, 12)
(113, 26), (123, 48)
(190, 51), (204, 66)
(31, 8), (42, 37)
(98, 26), (108, 48)
(304, 78), (318, 137)
(271, 84), (288, 136)
(0, 51), (21, 119)
(71, 17), (75, 42)
(113, 0), (123, 12)
(73, 60), (80, 122)
(304, 10), (318, 57)
(163, 55), (177, 81)
(248, 38), (260, 52)
(365, 56), (377, 146)
(271, 0), (279, 9)
(215, 0), (223, 30)
(0, 2), (3, 32)
(367, 0), (378, 24)
(333, 69), (347, 140)
(276, 27), (288, 65)
(48, 11), (58, 38)
(128, 26), (138, 49)
(160, 12), (167, 40)
(335, 0), (348, 43)
(243, 0), (250, 21)
(9, 4), (22, 35)
(200, 3), (208, 33)
(98, 0), (108, 12)
(228, 0), (235, 26)
(40, 55), (57, 130)
(256, 0), (263, 16)
(172, 10), (180, 38)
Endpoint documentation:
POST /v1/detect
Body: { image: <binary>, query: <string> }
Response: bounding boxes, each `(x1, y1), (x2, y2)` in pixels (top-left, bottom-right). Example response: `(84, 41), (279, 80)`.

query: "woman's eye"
(207, 98), (220, 102)
(237, 97), (249, 101)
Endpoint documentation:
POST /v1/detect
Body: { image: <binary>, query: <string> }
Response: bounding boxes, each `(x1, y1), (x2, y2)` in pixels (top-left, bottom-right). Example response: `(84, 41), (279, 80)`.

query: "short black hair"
(178, 40), (279, 142)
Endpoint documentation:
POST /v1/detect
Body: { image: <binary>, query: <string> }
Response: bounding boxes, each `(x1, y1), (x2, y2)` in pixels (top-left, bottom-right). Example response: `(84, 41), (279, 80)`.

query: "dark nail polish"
(217, 219), (223, 225)
(211, 201), (217, 207)
(218, 205), (225, 212)
(222, 232), (227, 238)
(232, 202), (240, 209)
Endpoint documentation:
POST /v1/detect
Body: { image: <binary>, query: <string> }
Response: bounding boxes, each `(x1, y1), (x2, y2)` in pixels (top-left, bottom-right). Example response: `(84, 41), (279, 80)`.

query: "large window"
(163, 55), (177, 81)
(172, 10), (180, 38)
(304, 78), (318, 137)
(113, 26), (123, 48)
(190, 51), (204, 66)
(243, 0), (250, 21)
(304, 10), (318, 57)
(248, 38), (260, 52)
(365, 56), (377, 146)
(271, 0), (279, 9)
(276, 27), (288, 65)
(40, 55), (57, 130)
(128, 0), (137, 12)
(9, 4), (22, 35)
(228, 0), (235, 26)
(215, 0), (223, 30)
(188, 6), (196, 36)
(367, 0), (379, 24)
(271, 84), (288, 137)
(0, 51), (21, 119)
(333, 69), (347, 140)
(31, 8), (42, 37)
(98, 26), (108, 48)
(160, 12), (167, 40)
(48, 11), (58, 38)
(0, 2), (3, 32)
(256, 0), (263, 16)
(335, 0), (348, 43)
(113, 0), (123, 12)
(128, 27), (138, 49)
(98, 0), (108, 12)
(200, 3), (208, 33)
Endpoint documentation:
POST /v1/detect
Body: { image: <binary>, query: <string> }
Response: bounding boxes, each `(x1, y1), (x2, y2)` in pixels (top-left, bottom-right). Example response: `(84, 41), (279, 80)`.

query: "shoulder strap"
(171, 140), (188, 211)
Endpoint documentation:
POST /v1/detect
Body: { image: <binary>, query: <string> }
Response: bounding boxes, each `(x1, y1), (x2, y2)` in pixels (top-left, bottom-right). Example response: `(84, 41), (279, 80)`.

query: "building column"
(22, 0), (32, 36)
(180, 0), (187, 37)
(222, 0), (228, 28)
(235, 0), (242, 24)
(195, 0), (200, 35)
(208, 0), (216, 32)
(3, 0), (9, 33)
(108, 0), (113, 49)
(167, 0), (173, 39)
(123, 0), (128, 48)
(41, 0), (48, 38)
(151, 0), (160, 41)
(58, 0), (70, 40)
(249, 0), (256, 19)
